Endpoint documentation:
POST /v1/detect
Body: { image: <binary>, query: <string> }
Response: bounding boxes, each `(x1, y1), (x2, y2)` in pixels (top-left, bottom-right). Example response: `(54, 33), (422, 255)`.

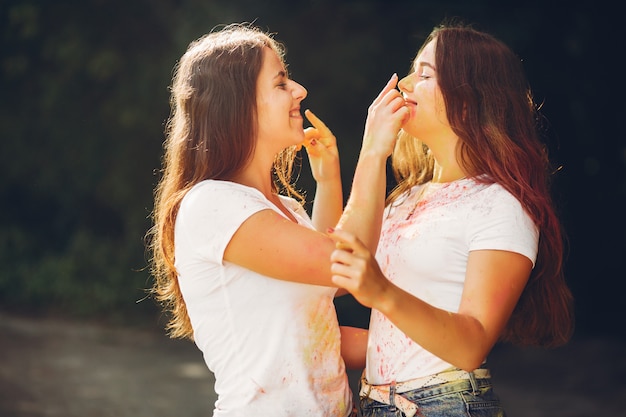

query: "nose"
(291, 80), (307, 101)
(398, 74), (412, 93)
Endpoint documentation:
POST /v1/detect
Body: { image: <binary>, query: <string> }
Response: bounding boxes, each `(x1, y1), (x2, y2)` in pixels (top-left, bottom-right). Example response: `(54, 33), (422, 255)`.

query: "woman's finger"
(304, 109), (332, 135)
(330, 247), (356, 265)
(331, 274), (353, 290)
(327, 228), (358, 249)
(303, 126), (318, 142)
(371, 73), (399, 106)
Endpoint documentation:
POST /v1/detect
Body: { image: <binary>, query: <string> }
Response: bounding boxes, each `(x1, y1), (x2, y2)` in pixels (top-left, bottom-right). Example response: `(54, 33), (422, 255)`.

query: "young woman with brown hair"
(147, 23), (407, 416)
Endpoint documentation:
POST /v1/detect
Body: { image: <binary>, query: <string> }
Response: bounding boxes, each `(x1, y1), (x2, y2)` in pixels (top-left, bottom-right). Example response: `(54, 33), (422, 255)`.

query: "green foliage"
(0, 0), (187, 321)
(0, 226), (150, 317)
(0, 0), (623, 334)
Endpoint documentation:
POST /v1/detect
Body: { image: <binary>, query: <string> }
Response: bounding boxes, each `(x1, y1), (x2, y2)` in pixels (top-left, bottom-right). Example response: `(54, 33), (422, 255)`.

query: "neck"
(428, 134), (466, 183)
(230, 161), (275, 199)
(432, 163), (466, 183)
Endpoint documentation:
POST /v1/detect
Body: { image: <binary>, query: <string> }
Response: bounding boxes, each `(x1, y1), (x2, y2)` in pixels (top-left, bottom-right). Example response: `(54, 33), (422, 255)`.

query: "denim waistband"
(359, 368), (493, 417)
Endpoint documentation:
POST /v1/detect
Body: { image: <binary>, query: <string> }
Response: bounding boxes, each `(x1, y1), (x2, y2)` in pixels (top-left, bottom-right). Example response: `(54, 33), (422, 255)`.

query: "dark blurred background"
(1, 0), (624, 342)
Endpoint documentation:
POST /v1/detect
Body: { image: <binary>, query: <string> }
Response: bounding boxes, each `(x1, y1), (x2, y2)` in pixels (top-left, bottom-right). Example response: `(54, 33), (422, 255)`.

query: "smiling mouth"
(404, 99), (417, 106)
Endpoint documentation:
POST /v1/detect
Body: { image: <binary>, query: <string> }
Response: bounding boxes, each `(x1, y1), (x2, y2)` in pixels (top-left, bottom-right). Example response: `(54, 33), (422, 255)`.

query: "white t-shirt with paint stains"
(366, 177), (539, 385)
(175, 180), (351, 417)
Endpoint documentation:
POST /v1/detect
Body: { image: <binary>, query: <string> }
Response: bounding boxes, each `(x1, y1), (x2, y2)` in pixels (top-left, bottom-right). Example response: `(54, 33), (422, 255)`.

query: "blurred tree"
(0, 0), (245, 320)
(0, 0), (623, 337)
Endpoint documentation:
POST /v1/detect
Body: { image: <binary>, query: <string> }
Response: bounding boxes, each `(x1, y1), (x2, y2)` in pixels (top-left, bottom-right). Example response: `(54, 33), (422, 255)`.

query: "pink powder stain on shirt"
(372, 180), (476, 382)
(374, 343), (392, 378)
(378, 363), (387, 378)
(409, 182), (469, 218)
(379, 182), (472, 249)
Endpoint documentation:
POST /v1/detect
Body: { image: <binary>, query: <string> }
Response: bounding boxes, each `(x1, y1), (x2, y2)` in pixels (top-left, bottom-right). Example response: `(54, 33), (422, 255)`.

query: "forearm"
(377, 285), (494, 372)
(336, 152), (388, 253)
(340, 325), (368, 370)
(335, 74), (406, 252)
(311, 177), (343, 232)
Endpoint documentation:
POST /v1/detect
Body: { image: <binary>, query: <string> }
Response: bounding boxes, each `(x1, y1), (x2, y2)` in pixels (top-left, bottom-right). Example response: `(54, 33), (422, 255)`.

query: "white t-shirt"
(174, 180), (351, 417)
(366, 178), (539, 385)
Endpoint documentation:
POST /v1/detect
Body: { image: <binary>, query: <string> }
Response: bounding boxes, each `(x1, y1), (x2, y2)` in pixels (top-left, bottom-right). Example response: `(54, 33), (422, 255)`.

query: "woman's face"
(256, 47), (308, 152)
(397, 39), (451, 142)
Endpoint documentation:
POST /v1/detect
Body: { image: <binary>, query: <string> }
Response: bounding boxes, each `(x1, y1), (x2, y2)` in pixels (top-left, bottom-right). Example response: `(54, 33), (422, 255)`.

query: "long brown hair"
(147, 24), (303, 339)
(389, 23), (574, 347)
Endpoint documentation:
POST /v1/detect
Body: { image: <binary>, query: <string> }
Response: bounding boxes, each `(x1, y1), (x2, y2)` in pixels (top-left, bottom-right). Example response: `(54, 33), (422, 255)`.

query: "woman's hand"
(361, 73), (409, 158)
(328, 228), (392, 310)
(301, 109), (340, 183)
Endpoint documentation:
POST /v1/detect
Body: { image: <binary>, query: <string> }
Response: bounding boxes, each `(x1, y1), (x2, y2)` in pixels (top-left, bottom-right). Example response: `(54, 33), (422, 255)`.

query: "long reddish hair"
(390, 23), (574, 347)
(147, 24), (303, 339)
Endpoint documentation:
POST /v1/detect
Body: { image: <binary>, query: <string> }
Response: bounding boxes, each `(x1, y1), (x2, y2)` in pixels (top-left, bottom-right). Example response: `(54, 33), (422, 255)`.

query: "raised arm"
(223, 75), (407, 287)
(337, 74), (408, 253)
(301, 109), (343, 232)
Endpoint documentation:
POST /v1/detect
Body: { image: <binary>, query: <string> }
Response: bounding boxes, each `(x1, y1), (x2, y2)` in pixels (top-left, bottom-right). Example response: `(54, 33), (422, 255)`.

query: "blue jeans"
(358, 371), (506, 417)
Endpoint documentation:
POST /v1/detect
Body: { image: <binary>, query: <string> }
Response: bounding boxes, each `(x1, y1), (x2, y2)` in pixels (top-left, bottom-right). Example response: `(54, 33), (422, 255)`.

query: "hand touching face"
(398, 40), (451, 142)
(361, 73), (410, 158)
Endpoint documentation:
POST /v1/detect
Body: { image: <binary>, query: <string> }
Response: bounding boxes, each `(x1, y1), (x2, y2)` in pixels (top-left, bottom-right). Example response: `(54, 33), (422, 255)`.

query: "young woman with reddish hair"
(329, 22), (574, 417)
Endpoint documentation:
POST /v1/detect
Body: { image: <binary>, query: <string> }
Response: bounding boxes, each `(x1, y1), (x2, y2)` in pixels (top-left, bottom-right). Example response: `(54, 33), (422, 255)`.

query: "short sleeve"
(468, 185), (539, 266)
(175, 181), (275, 265)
